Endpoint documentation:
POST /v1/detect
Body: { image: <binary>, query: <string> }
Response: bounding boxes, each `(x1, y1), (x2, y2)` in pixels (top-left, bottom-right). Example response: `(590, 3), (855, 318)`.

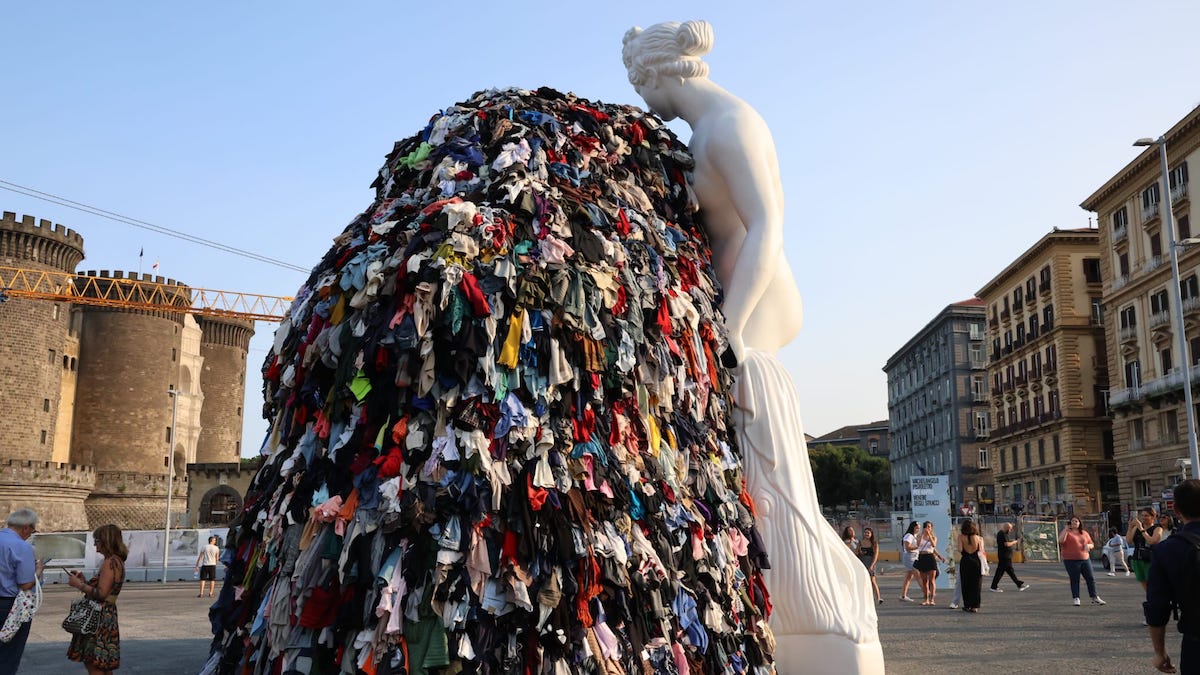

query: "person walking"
(194, 536), (220, 598)
(956, 520), (985, 613)
(1144, 478), (1200, 673)
(0, 508), (43, 675)
(1059, 516), (1104, 607)
(899, 521), (921, 602)
(914, 521), (945, 606)
(990, 522), (1030, 592)
(1105, 527), (1130, 577)
(856, 527), (882, 604)
(1129, 507), (1165, 592)
(66, 524), (127, 674)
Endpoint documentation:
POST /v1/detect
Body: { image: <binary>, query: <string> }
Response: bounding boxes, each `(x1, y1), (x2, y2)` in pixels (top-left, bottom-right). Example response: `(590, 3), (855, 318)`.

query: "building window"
(1170, 161), (1189, 191)
(1180, 215), (1192, 241)
(1125, 359), (1141, 388)
(43, 399), (49, 412)
(1000, 448), (1007, 472)
(1119, 252), (1130, 277)
(1163, 410), (1179, 444)
(1151, 231), (1163, 257)
(1113, 207), (1129, 231)
(1043, 304), (1055, 330)
(1091, 298), (1104, 325)
(1138, 480), (1153, 498)
(48, 349), (56, 365)
(1055, 476), (1066, 496)
(1130, 418), (1145, 450)
(1182, 274), (1199, 301)
(1011, 446), (1019, 469)
(1053, 435), (1061, 462)
(39, 430), (46, 444)
(165, 426), (172, 442)
(1161, 347), (1173, 374)
(974, 411), (989, 436)
(869, 439), (879, 455)
(979, 447), (990, 469)
(1013, 288), (1023, 310)
(1038, 439), (1045, 465)
(1152, 289), (1170, 315)
(1024, 442), (1032, 467)
(52, 304), (60, 320)
(172, 348), (177, 362)
(1083, 258), (1102, 283)
(1040, 265), (1052, 290)
(1144, 183), (1162, 210)
(236, 406), (242, 417)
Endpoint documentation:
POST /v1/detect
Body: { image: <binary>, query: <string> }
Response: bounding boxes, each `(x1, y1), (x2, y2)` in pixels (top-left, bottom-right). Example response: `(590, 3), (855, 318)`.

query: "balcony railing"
(1119, 325), (1139, 342)
(1172, 183), (1189, 203)
(1143, 255), (1165, 274)
(1184, 296), (1200, 315)
(1112, 275), (1131, 292)
(1150, 310), (1173, 329)
(1144, 202), (1161, 222)
(969, 357), (988, 369)
(1109, 363), (1200, 409)
(1113, 224), (1128, 243)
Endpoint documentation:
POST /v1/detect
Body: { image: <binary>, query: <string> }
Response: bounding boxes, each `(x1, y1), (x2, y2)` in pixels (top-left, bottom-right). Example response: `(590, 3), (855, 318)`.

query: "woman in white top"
(900, 521), (921, 601)
(914, 521), (946, 605)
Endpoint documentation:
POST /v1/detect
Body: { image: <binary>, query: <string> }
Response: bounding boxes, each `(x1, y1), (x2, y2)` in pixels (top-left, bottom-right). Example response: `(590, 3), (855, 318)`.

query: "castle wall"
(0, 459), (95, 531)
(0, 212), (85, 462)
(52, 317), (80, 463)
(196, 316), (254, 463)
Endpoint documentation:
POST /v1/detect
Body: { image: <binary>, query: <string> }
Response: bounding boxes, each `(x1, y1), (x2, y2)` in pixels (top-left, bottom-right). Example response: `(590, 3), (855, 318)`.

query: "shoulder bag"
(62, 596), (103, 635)
(0, 578), (41, 642)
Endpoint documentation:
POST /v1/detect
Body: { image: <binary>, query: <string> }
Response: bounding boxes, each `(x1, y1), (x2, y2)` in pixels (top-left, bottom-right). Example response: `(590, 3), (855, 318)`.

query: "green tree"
(808, 444), (892, 509)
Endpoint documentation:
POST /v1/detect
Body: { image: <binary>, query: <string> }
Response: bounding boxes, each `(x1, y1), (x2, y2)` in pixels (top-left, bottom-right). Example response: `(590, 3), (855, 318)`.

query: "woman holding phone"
(66, 524), (127, 674)
(1058, 517), (1104, 607)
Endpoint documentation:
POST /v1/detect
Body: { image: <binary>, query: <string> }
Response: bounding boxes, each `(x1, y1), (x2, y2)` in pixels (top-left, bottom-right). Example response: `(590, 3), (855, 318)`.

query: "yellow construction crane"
(0, 265), (293, 322)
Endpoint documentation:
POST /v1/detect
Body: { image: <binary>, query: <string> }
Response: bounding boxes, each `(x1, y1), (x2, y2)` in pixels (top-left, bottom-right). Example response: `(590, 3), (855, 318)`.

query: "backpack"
(1173, 529), (1200, 637)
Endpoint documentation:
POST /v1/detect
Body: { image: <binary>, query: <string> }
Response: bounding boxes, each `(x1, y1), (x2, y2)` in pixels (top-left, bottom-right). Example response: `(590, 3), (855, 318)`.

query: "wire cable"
(0, 179), (312, 274)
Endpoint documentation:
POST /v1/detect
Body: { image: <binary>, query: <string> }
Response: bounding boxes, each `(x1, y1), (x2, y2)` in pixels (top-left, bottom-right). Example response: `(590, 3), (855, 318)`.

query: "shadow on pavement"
(19, 638), (211, 675)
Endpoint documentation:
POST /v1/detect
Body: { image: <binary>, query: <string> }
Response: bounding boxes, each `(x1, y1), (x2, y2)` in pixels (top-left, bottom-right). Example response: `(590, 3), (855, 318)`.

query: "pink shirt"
(1060, 529), (1093, 561)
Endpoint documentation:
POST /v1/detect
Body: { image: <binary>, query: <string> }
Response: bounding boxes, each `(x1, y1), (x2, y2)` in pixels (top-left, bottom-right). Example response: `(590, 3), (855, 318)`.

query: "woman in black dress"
(957, 519), (984, 613)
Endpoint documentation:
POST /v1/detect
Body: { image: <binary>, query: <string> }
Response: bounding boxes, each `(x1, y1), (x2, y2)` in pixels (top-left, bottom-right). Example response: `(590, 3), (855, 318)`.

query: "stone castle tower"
(0, 212), (94, 529)
(0, 211), (255, 530)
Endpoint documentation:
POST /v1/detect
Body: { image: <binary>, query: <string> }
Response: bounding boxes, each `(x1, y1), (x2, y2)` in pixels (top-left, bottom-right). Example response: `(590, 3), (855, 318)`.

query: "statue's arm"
(708, 117), (784, 359)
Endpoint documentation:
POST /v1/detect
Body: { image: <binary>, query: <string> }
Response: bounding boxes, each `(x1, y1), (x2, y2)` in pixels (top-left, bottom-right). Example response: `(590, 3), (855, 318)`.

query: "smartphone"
(41, 557), (52, 565)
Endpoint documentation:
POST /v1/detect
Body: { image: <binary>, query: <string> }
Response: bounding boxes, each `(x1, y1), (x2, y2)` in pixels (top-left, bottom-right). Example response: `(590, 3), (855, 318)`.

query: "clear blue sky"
(5, 2), (1200, 455)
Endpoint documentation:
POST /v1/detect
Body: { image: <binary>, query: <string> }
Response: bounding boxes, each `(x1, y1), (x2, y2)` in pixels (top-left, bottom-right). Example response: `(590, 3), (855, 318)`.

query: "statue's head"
(622, 20), (713, 118)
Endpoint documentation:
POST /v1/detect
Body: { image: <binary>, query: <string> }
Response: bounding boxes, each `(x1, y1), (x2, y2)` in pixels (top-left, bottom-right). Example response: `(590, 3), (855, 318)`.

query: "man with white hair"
(0, 508), (43, 675)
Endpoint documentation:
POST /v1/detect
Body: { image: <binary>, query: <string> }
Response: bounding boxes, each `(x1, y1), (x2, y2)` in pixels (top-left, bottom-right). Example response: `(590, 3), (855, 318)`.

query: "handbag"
(62, 597), (103, 635)
(978, 549), (991, 577)
(0, 578), (40, 642)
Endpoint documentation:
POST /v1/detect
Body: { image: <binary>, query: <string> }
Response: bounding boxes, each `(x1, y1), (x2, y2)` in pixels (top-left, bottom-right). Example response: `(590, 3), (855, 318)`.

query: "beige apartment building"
(978, 229), (1116, 518)
(1081, 105), (1200, 511)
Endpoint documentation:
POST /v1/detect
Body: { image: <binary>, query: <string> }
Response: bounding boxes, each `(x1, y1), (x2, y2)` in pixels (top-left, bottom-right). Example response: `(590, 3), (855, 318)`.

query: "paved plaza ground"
(14, 562), (1181, 674)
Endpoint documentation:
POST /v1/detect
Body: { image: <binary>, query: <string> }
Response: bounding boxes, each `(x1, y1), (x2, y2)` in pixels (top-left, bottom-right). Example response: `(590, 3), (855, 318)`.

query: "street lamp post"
(163, 387), (179, 584)
(1135, 136), (1200, 479)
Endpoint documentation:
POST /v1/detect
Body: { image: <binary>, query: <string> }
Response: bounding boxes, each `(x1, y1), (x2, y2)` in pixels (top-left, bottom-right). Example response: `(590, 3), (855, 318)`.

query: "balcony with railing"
(1119, 324), (1139, 342)
(972, 391), (988, 403)
(1112, 274), (1131, 292)
(1184, 296), (1200, 315)
(1113, 224), (1128, 243)
(1143, 255), (1165, 274)
(1109, 363), (1200, 410)
(1172, 182), (1189, 204)
(969, 357), (988, 369)
(1150, 310), (1173, 329)
(1143, 202), (1161, 222)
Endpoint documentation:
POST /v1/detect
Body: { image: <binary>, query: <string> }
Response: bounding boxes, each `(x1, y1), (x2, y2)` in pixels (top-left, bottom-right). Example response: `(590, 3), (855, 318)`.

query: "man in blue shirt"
(1145, 479), (1200, 673)
(0, 508), (41, 675)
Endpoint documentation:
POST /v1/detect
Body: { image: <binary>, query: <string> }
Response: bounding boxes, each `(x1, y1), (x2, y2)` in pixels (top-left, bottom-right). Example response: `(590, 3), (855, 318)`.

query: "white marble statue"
(623, 20), (885, 674)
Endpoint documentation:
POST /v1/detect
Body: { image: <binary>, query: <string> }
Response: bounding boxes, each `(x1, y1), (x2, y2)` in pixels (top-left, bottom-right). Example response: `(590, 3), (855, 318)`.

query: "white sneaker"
(1126, 572), (1132, 577)
(1019, 584), (1031, 591)
(989, 587), (1003, 593)
(1107, 572), (1116, 576)
(900, 596), (914, 602)
(1092, 597), (1106, 605)
(948, 603), (959, 609)
(1072, 598), (1081, 606)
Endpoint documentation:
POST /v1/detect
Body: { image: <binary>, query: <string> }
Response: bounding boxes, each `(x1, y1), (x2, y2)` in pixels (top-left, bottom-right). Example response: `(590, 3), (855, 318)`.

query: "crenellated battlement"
(1, 211), (85, 248)
(0, 211), (86, 272)
(79, 269), (189, 289)
(0, 459), (97, 487)
(197, 314), (255, 349)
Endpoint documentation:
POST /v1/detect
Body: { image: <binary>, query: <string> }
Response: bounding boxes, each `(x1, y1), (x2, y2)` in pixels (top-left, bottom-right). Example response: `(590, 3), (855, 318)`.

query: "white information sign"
(910, 475), (952, 589)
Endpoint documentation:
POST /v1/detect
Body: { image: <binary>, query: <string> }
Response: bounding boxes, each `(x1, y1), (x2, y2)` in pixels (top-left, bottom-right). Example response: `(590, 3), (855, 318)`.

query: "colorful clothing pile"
(210, 87), (775, 675)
